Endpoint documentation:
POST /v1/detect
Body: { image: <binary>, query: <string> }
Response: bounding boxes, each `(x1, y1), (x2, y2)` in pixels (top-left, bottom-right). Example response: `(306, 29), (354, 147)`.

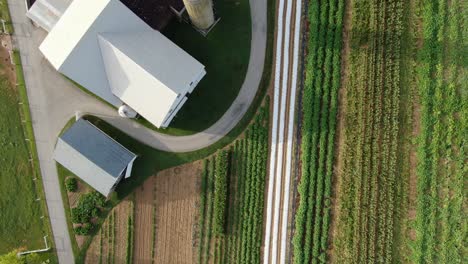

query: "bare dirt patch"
(0, 35), (15, 85)
(152, 161), (203, 264)
(133, 176), (155, 263)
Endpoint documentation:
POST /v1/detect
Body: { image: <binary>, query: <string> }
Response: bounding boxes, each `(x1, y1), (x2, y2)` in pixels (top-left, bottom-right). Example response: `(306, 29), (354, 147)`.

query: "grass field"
(0, 52), (56, 261)
(157, 0), (252, 135)
(0, 0), (13, 33)
(0, 77), (45, 252)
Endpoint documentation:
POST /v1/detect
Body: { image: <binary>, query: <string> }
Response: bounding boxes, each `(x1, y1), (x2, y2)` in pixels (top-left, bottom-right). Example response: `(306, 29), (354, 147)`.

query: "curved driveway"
(8, 0), (266, 262)
(99, 0), (267, 152)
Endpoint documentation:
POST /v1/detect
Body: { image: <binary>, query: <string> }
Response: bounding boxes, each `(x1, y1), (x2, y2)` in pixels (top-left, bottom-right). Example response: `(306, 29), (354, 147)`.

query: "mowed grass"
(0, 78), (45, 252)
(158, 0), (251, 134)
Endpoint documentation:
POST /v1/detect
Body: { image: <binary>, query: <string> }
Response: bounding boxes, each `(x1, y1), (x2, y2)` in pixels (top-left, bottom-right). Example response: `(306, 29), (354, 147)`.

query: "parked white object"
(118, 105), (138, 118)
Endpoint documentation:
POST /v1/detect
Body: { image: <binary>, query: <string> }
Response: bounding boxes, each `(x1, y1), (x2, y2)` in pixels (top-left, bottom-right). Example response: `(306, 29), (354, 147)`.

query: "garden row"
(413, 0), (466, 263)
(80, 194), (135, 264)
(197, 101), (269, 264)
(292, 0), (344, 263)
(333, 0), (406, 263)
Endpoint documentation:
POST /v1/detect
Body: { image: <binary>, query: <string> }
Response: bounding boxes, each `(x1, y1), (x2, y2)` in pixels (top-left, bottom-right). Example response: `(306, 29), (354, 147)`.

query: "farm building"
(27, 0), (206, 128)
(53, 119), (137, 196)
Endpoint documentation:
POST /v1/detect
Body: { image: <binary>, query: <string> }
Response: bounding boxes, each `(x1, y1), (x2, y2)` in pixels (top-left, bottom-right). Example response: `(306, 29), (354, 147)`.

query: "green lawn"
(0, 50), (57, 261)
(0, 0), (13, 33)
(0, 77), (56, 264)
(154, 0), (251, 135)
(0, 79), (42, 251)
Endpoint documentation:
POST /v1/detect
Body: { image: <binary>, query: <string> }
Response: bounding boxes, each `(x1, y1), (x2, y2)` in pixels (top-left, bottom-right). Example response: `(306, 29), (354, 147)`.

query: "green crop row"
(213, 150), (229, 235)
(292, 0), (344, 263)
(197, 159), (210, 264)
(126, 199), (135, 264)
(196, 100), (269, 264)
(413, 0), (466, 263)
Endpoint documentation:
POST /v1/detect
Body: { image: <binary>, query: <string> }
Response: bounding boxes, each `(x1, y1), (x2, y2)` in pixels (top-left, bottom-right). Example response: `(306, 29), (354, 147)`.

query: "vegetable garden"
(413, 0), (466, 262)
(292, 0), (344, 263)
(197, 101), (269, 264)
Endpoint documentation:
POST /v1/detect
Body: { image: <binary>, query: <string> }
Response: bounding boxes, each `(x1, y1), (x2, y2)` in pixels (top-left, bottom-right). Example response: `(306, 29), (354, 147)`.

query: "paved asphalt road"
(8, 0), (266, 263)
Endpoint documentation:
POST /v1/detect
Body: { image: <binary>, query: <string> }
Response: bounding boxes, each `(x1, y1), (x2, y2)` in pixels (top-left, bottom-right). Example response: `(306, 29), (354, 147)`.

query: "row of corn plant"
(292, 0), (344, 263)
(126, 197), (135, 264)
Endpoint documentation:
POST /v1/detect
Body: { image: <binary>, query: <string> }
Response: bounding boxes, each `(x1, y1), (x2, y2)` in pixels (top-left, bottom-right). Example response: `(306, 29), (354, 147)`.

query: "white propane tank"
(118, 105), (138, 118)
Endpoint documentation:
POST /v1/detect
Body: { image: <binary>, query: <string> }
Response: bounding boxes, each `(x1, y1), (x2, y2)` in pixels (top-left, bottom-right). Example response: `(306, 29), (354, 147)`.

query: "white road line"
(279, 0), (302, 262)
(271, 0), (293, 262)
(264, 0), (302, 262)
(263, 0), (285, 261)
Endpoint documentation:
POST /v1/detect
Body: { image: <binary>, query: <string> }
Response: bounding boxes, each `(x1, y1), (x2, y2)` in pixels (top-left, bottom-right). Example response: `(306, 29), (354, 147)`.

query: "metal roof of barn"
(53, 119), (137, 196)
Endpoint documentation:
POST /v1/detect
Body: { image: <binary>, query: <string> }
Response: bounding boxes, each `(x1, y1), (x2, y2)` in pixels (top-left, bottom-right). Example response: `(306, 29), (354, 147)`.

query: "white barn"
(54, 119), (137, 196)
(29, 0), (206, 128)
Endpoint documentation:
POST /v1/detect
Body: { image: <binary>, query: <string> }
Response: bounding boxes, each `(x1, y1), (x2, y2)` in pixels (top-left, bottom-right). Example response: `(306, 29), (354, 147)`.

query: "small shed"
(53, 119), (137, 196)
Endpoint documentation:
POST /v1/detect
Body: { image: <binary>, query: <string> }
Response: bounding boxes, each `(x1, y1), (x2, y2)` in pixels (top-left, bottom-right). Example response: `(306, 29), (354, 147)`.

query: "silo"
(182, 0), (215, 30)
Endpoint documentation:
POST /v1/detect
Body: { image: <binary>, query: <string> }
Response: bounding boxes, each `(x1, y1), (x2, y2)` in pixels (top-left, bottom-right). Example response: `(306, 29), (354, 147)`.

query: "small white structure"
(29, 0), (206, 128)
(26, 0), (72, 31)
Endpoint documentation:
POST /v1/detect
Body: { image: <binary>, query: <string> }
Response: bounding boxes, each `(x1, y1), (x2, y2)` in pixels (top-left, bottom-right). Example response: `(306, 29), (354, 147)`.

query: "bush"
(74, 223), (94, 235)
(65, 177), (77, 192)
(71, 207), (92, 223)
(71, 191), (105, 223)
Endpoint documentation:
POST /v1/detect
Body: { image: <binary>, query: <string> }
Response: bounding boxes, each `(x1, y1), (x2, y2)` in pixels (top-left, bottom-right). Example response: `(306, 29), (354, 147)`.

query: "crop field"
(292, 0), (344, 263)
(413, 0), (467, 263)
(197, 102), (269, 264)
(330, 0), (410, 262)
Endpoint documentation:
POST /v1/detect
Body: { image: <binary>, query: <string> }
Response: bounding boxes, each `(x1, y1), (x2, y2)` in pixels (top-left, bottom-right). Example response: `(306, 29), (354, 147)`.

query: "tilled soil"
(152, 161), (202, 264)
(133, 177), (156, 263)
